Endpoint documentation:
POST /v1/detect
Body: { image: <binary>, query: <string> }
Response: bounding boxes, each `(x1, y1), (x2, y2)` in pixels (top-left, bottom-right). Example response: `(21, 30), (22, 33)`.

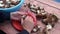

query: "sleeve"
(0, 11), (10, 23)
(18, 29), (29, 34)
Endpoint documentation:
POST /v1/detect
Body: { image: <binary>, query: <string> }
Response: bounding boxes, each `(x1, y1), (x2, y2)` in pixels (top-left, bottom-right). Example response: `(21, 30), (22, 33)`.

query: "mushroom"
(42, 14), (58, 27)
(0, 0), (20, 8)
(0, 1), (3, 4)
(30, 4), (36, 9)
(31, 27), (37, 33)
(27, 3), (38, 13)
(46, 24), (52, 30)
(51, 14), (58, 22)
(0, 1), (5, 8)
(31, 25), (41, 33)
(33, 28), (37, 32)
(10, 0), (20, 5)
(36, 7), (47, 20)
(37, 25), (41, 29)
(42, 24), (52, 34)
(0, 4), (5, 8)
(36, 11), (47, 19)
(42, 26), (49, 34)
(27, 3), (37, 9)
(6, 0), (11, 4)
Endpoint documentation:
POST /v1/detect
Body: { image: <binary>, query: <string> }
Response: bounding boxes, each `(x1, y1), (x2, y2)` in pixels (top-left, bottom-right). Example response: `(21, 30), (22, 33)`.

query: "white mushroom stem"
(0, 4), (4, 7)
(30, 5), (35, 8)
(11, 0), (20, 3)
(41, 10), (45, 13)
(46, 24), (52, 30)
(37, 10), (40, 14)
(30, 9), (36, 12)
(0, 1), (3, 4)
(42, 12), (47, 15)
(11, 0), (17, 2)
(10, 5), (15, 7)
(5, 5), (8, 8)
(41, 13), (46, 15)
(33, 28), (37, 32)
(37, 25), (41, 28)
(6, 0), (11, 3)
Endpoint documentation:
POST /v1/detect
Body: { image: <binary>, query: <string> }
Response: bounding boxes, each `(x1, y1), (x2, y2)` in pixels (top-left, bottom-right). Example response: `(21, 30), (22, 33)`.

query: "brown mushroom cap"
(42, 14), (58, 27)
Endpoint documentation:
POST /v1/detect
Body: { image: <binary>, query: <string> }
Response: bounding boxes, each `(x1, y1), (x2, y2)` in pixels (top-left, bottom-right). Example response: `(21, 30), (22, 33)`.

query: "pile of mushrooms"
(26, 3), (58, 34)
(0, 0), (20, 8)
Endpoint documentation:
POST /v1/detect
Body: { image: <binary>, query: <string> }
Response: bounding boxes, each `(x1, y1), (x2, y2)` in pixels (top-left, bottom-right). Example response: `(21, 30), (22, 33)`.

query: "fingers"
(20, 17), (24, 25)
(10, 11), (26, 20)
(24, 16), (34, 25)
(22, 16), (34, 29)
(11, 11), (26, 15)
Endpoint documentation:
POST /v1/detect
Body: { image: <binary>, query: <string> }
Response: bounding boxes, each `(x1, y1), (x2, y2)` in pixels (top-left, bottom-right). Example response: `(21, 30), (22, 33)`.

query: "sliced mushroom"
(37, 25), (41, 29)
(33, 28), (37, 32)
(51, 14), (58, 22)
(31, 25), (41, 33)
(6, 0), (11, 4)
(0, 0), (20, 8)
(42, 14), (58, 28)
(30, 4), (36, 9)
(42, 27), (49, 34)
(30, 8), (37, 13)
(10, 0), (20, 5)
(0, 4), (5, 8)
(27, 3), (38, 13)
(36, 12), (47, 20)
(0, 1), (3, 4)
(37, 10), (41, 14)
(36, 7), (47, 19)
(46, 24), (52, 30)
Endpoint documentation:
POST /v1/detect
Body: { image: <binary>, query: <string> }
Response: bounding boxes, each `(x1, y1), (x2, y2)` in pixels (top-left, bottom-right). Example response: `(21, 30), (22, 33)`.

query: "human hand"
(22, 16), (34, 33)
(11, 11), (26, 20)
(11, 11), (36, 33)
